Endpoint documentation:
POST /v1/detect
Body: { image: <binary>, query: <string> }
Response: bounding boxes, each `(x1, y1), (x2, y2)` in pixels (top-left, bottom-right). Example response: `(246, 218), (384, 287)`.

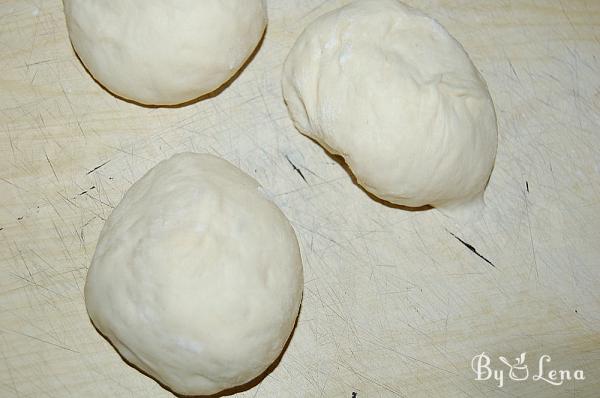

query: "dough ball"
(64, 0), (267, 105)
(282, 0), (498, 211)
(85, 153), (303, 396)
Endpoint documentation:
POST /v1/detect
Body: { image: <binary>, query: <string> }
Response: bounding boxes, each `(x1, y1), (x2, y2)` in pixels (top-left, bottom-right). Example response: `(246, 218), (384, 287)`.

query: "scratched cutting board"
(1, 0), (599, 397)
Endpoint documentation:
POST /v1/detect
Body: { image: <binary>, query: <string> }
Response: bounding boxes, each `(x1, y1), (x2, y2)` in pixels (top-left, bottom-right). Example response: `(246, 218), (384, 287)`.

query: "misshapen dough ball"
(85, 153), (303, 396)
(64, 0), (267, 105)
(282, 0), (498, 213)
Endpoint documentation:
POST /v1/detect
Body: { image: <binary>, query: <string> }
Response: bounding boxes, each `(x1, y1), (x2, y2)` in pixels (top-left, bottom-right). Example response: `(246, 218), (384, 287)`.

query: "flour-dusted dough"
(85, 153), (303, 396)
(64, 0), (267, 105)
(282, 0), (498, 213)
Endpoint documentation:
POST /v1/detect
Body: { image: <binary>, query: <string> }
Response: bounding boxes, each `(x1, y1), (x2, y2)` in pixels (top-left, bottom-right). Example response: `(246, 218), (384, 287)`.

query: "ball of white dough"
(282, 0), (498, 211)
(64, 0), (267, 105)
(85, 153), (303, 396)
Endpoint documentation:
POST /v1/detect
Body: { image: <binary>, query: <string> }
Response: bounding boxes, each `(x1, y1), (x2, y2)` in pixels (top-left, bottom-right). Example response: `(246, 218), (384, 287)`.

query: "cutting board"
(1, 0), (599, 397)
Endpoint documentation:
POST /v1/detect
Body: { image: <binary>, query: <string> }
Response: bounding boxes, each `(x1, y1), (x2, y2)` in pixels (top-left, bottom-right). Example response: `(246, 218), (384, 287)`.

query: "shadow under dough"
(71, 27), (267, 109)
(303, 135), (432, 212)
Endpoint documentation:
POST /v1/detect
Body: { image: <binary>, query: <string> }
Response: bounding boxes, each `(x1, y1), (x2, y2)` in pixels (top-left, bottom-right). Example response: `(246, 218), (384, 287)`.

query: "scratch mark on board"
(9, 272), (67, 299)
(16, 247), (33, 281)
(447, 231), (496, 268)
(44, 151), (59, 182)
(77, 186), (96, 197)
(84, 191), (114, 209)
(0, 328), (79, 353)
(524, 193), (540, 280)
(285, 155), (308, 184)
(508, 59), (519, 80)
(341, 362), (406, 397)
(86, 160), (110, 175)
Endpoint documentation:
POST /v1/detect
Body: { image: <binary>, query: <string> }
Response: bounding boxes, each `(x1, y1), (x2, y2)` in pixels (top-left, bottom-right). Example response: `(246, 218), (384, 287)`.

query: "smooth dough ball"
(85, 153), (303, 396)
(64, 0), (267, 105)
(282, 0), (498, 211)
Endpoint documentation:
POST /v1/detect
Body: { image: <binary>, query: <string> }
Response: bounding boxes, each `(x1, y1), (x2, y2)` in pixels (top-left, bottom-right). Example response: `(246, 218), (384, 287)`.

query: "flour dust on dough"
(282, 0), (498, 215)
(64, 0), (267, 105)
(85, 153), (303, 396)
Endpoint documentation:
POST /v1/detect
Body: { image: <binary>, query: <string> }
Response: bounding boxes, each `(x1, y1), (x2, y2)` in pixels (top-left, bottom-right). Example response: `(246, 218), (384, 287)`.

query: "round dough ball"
(64, 0), (267, 105)
(282, 0), (498, 211)
(85, 153), (303, 396)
